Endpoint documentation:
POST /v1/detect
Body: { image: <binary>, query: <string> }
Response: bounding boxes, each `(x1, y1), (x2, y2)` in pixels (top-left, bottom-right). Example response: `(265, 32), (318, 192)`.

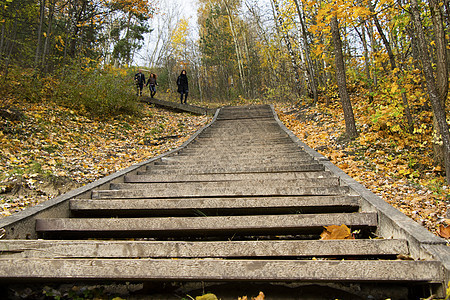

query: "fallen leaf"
(196, 293), (218, 300)
(438, 225), (450, 239)
(320, 224), (354, 240)
(253, 291), (265, 300)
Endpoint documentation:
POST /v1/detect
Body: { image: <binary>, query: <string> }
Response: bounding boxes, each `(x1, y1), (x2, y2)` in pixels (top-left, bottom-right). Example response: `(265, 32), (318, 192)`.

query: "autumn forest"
(0, 0), (449, 236)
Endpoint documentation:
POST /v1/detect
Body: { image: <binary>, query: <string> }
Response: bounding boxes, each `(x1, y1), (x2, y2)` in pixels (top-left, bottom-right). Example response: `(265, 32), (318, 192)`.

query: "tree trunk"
(0, 22), (5, 62)
(410, 0), (450, 185)
(370, 3), (397, 71)
(222, 0), (246, 95)
(3, 12), (18, 79)
(271, 0), (303, 96)
(69, 0), (88, 58)
(242, 31), (253, 97)
(197, 67), (203, 102)
(366, 21), (377, 88)
(323, 58), (331, 107)
(330, 15), (358, 138)
(356, 22), (373, 103)
(429, 0), (449, 169)
(429, 0), (448, 103)
(408, 26), (427, 93)
(42, 0), (56, 70)
(245, 2), (278, 84)
(293, 0), (318, 104)
(35, 0), (46, 66)
(123, 12), (133, 66)
(370, 1), (414, 132)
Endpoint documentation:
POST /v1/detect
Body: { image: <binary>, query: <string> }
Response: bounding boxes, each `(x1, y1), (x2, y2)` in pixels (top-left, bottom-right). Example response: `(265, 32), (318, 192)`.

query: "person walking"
(146, 73), (158, 98)
(176, 70), (189, 104)
(134, 69), (146, 96)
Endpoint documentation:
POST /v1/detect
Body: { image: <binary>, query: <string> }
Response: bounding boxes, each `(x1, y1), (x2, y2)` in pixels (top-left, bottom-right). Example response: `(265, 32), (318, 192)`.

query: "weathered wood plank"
(35, 213), (377, 237)
(91, 186), (348, 199)
(0, 259), (442, 282)
(110, 178), (341, 191)
(0, 239), (407, 258)
(69, 196), (360, 215)
(126, 171), (335, 182)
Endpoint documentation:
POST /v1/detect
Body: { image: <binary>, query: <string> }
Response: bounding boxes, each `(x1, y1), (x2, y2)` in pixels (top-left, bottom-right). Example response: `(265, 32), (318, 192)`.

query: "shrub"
(52, 66), (140, 119)
(0, 67), (53, 106)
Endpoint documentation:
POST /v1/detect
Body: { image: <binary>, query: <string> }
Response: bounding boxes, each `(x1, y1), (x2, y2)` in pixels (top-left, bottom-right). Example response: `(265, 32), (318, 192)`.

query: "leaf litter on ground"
(1, 97), (449, 241)
(0, 100), (210, 217)
(275, 101), (449, 239)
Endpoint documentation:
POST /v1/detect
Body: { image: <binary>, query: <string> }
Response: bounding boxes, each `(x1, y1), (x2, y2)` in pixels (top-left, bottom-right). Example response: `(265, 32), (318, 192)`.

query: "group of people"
(134, 69), (189, 104)
(134, 70), (158, 98)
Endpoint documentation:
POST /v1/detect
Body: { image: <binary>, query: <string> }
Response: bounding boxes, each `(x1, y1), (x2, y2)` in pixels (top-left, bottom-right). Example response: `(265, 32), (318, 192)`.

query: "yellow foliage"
(105, 0), (154, 18)
(275, 91), (449, 237)
(171, 18), (190, 65)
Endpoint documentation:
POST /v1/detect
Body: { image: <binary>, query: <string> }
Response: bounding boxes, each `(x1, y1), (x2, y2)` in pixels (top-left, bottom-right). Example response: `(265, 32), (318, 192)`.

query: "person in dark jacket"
(176, 70), (189, 104)
(134, 69), (146, 96)
(146, 73), (158, 98)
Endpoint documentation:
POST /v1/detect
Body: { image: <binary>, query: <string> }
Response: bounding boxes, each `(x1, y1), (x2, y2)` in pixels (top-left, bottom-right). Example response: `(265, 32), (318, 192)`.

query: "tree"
(330, 14), (358, 138)
(222, 0), (247, 94)
(271, 0), (303, 96)
(369, 0), (414, 132)
(0, 0), (156, 74)
(105, 0), (154, 66)
(410, 0), (450, 185)
(292, 0), (318, 104)
(198, 0), (243, 99)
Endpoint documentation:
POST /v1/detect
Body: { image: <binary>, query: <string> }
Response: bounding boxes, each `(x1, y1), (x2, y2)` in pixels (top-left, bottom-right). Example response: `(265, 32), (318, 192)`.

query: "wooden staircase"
(0, 105), (447, 299)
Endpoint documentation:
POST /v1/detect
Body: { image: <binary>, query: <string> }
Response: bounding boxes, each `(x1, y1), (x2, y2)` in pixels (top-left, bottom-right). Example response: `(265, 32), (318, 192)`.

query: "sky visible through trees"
(135, 0), (199, 65)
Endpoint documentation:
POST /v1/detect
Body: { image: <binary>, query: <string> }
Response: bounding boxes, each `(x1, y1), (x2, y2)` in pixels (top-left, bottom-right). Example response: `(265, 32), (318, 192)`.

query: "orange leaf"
(252, 292), (265, 300)
(438, 225), (450, 239)
(340, 162), (349, 169)
(320, 224), (354, 240)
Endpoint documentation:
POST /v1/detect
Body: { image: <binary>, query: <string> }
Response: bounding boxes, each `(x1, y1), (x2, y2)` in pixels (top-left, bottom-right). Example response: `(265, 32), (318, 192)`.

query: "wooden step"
(143, 164), (325, 175)
(127, 171), (335, 183)
(146, 163), (321, 172)
(91, 185), (349, 199)
(0, 239), (406, 258)
(35, 213), (377, 238)
(0, 258), (442, 282)
(154, 156), (315, 166)
(110, 178), (341, 191)
(69, 195), (361, 216)
(162, 154), (313, 163)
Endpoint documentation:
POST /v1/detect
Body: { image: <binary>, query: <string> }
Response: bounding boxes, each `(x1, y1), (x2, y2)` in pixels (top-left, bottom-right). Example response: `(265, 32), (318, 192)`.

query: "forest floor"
(273, 102), (449, 239)
(0, 97), (210, 218)
(0, 94), (449, 240)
